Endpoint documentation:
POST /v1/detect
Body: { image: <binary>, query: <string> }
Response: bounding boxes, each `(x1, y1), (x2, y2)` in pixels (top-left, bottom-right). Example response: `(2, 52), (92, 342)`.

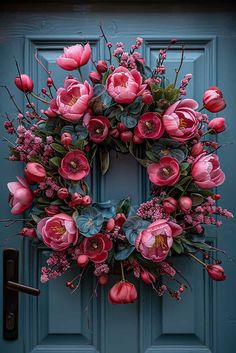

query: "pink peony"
(7, 177), (34, 215)
(203, 86), (226, 113)
(147, 156), (180, 186)
(80, 233), (112, 263)
(106, 67), (146, 104)
(59, 150), (90, 181)
(208, 117), (226, 133)
(163, 99), (199, 142)
(50, 78), (93, 122)
(134, 112), (164, 139)
(88, 116), (110, 143)
(191, 153), (225, 189)
(135, 219), (182, 262)
(56, 43), (91, 71)
(37, 213), (78, 251)
(108, 281), (137, 304)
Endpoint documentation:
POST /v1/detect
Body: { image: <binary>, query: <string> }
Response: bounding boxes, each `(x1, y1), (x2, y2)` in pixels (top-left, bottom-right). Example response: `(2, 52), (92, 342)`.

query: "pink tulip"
(37, 213), (78, 251)
(106, 218), (115, 231)
(135, 219), (182, 262)
(24, 162), (46, 184)
(191, 142), (204, 157)
(208, 117), (226, 133)
(162, 197), (178, 213)
(15, 74), (34, 92)
(203, 86), (226, 113)
(51, 77), (93, 122)
(59, 150), (90, 181)
(88, 116), (110, 143)
(106, 67), (146, 104)
(191, 153), (225, 189)
(80, 233), (112, 263)
(163, 99), (199, 142)
(7, 177), (34, 215)
(108, 281), (137, 304)
(206, 264), (226, 281)
(147, 156), (180, 186)
(134, 112), (164, 139)
(56, 43), (91, 70)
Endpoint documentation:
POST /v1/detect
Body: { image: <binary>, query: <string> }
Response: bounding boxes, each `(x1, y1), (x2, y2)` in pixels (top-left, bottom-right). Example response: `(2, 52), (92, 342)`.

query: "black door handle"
(3, 248), (40, 340)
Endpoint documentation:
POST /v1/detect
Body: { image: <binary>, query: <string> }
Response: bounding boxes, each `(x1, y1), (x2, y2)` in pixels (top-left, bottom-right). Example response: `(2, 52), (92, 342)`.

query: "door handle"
(3, 248), (40, 340)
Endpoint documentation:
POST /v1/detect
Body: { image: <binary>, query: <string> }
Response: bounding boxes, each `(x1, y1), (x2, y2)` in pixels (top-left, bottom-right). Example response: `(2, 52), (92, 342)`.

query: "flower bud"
(82, 195), (92, 206)
(114, 213), (126, 226)
(98, 275), (109, 285)
(44, 107), (58, 118)
(163, 197), (178, 213)
(120, 131), (133, 143)
(47, 77), (53, 87)
(69, 193), (83, 207)
(142, 90), (154, 105)
(45, 205), (60, 216)
(61, 132), (72, 146)
(24, 162), (46, 184)
(206, 264), (226, 281)
(141, 270), (156, 284)
(15, 74), (34, 92)
(191, 142), (204, 157)
(106, 218), (115, 231)
(208, 117), (226, 133)
(20, 227), (36, 238)
(96, 60), (108, 73)
(117, 122), (127, 133)
(57, 188), (69, 200)
(133, 135), (144, 144)
(89, 71), (102, 83)
(109, 128), (119, 138)
(108, 281), (137, 304)
(179, 196), (192, 213)
(77, 255), (89, 267)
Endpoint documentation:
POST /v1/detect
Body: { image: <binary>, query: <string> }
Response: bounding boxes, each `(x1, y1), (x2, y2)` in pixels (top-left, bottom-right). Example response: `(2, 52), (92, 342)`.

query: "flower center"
(161, 149), (170, 155)
(87, 218), (94, 226)
(70, 161), (78, 170)
(179, 118), (187, 130)
(92, 241), (98, 249)
(145, 121), (153, 131)
(95, 127), (103, 134)
(154, 234), (168, 250)
(51, 222), (66, 237)
(68, 96), (78, 106)
(161, 167), (171, 177)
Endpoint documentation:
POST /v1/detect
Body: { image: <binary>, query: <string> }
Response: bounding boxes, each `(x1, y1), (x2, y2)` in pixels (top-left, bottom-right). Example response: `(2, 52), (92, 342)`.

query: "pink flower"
(88, 116), (110, 143)
(163, 99), (199, 142)
(59, 150), (90, 181)
(147, 156), (180, 186)
(56, 43), (91, 71)
(141, 270), (156, 284)
(106, 67), (146, 104)
(179, 196), (192, 212)
(80, 233), (112, 263)
(206, 264), (226, 281)
(96, 60), (108, 73)
(162, 197), (178, 213)
(135, 219), (182, 262)
(141, 90), (154, 105)
(191, 153), (225, 189)
(7, 177), (34, 215)
(51, 78), (93, 122)
(89, 71), (102, 84)
(24, 162), (46, 184)
(37, 213), (78, 251)
(61, 132), (72, 146)
(108, 281), (137, 304)
(203, 86), (226, 113)
(15, 74), (34, 92)
(208, 117), (226, 133)
(134, 112), (164, 139)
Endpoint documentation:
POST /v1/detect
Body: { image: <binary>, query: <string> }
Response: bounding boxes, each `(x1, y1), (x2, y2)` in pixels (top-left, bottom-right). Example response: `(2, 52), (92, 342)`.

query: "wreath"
(2, 31), (233, 304)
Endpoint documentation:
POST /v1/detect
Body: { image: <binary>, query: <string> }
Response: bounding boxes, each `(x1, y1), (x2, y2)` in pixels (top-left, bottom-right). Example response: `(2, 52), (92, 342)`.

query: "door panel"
(1, 3), (236, 353)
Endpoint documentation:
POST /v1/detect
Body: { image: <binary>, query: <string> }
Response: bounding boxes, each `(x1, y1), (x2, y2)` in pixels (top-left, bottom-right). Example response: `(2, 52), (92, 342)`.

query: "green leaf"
(51, 143), (66, 154)
(31, 214), (41, 224)
(49, 156), (61, 168)
(99, 147), (110, 175)
(180, 163), (190, 173)
(116, 196), (131, 216)
(172, 240), (184, 254)
(191, 193), (204, 206)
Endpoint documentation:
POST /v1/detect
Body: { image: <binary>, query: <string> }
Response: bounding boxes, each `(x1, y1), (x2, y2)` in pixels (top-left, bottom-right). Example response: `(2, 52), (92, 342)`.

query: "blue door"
(1, 2), (236, 353)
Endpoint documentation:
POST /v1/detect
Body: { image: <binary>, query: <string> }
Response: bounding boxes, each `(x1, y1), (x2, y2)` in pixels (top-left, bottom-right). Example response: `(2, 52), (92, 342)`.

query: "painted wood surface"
(0, 2), (236, 353)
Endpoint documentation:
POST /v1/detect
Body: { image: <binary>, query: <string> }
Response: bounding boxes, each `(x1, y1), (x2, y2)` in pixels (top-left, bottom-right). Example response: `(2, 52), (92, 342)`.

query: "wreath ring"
(3, 33), (232, 304)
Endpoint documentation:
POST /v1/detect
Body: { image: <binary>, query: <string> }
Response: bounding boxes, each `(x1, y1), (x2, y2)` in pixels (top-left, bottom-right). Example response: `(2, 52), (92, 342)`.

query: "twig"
(99, 23), (112, 65)
(173, 45), (185, 87)
(34, 51), (57, 90)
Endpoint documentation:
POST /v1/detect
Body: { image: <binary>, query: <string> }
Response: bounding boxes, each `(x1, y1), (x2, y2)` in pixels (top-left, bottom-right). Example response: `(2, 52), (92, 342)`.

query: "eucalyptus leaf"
(114, 244), (135, 260)
(49, 156), (61, 168)
(121, 115), (138, 128)
(99, 147), (110, 175)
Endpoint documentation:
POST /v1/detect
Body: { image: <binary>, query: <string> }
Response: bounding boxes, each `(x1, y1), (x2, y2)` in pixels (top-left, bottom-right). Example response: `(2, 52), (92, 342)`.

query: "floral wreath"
(2, 29), (233, 304)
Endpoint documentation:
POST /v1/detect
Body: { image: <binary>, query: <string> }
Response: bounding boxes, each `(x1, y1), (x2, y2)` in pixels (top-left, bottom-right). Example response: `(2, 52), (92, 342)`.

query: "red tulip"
(208, 117), (226, 133)
(191, 142), (204, 157)
(141, 270), (156, 284)
(89, 71), (102, 83)
(24, 162), (46, 184)
(108, 281), (137, 304)
(206, 264), (226, 281)
(15, 74), (34, 92)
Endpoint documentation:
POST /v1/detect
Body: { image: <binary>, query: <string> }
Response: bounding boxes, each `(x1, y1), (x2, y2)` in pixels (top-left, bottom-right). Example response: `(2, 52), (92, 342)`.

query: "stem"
(1, 86), (24, 115)
(188, 253), (206, 267)
(199, 106), (205, 112)
(30, 92), (50, 104)
(99, 23), (112, 65)
(34, 51), (57, 90)
(77, 67), (84, 82)
(120, 261), (125, 281)
(173, 45), (185, 87)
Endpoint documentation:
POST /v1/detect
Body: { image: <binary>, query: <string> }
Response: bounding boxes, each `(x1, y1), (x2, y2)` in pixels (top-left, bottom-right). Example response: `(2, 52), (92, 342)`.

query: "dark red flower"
(59, 150), (90, 181)
(135, 112), (164, 139)
(88, 116), (110, 143)
(80, 233), (112, 263)
(206, 264), (226, 281)
(108, 281), (137, 304)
